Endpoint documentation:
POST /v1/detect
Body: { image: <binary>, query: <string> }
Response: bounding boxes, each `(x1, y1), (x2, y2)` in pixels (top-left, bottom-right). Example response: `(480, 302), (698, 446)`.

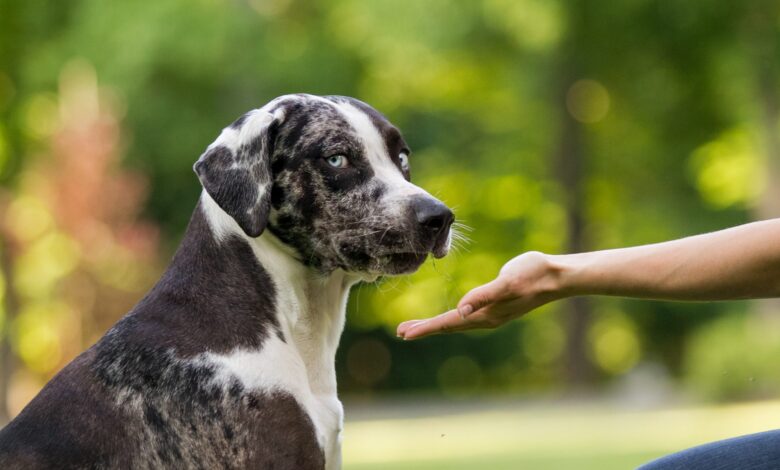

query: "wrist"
(524, 252), (576, 302)
(546, 253), (589, 298)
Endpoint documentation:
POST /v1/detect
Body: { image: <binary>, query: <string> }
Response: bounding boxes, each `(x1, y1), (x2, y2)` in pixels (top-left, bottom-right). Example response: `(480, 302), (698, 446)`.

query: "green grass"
(342, 398), (780, 469)
(346, 451), (663, 470)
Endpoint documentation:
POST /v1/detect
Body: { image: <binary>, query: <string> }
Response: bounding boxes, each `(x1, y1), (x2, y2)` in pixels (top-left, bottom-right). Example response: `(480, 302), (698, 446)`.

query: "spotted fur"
(0, 94), (453, 470)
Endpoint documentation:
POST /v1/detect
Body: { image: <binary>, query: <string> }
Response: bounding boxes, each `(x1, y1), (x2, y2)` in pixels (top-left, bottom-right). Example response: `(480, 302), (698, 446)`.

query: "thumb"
(457, 279), (507, 318)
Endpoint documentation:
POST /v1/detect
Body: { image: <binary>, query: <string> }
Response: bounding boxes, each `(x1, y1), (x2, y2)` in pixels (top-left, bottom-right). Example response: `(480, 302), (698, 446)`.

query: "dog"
(0, 94), (454, 469)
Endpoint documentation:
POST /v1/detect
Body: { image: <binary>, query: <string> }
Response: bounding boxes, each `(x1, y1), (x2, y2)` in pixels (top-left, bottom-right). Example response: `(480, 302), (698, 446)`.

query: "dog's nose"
(412, 197), (454, 236)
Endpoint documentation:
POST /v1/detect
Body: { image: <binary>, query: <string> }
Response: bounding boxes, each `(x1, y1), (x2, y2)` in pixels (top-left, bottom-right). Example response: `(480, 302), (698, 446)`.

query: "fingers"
(457, 279), (507, 318)
(396, 277), (515, 340)
(397, 279), (511, 340)
(396, 319), (426, 338)
(400, 309), (471, 340)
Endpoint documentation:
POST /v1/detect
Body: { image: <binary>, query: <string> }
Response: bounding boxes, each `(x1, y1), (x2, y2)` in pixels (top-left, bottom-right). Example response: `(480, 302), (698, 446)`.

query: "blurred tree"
(553, 0), (596, 386)
(0, 55), (162, 415)
(0, 0), (56, 421)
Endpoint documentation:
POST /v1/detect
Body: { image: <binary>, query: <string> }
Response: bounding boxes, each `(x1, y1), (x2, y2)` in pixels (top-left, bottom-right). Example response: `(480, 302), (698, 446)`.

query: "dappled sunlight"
(690, 129), (764, 209)
(567, 79), (611, 124)
(483, 0), (563, 51)
(21, 93), (59, 141)
(481, 174), (538, 220)
(522, 315), (565, 366)
(685, 313), (780, 401)
(587, 310), (641, 375)
(14, 232), (80, 298)
(14, 301), (69, 374)
(5, 196), (55, 242)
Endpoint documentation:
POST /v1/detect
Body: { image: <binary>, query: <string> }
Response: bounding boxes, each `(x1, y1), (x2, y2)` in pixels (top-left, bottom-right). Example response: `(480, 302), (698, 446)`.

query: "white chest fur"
(200, 192), (357, 469)
(206, 336), (345, 469)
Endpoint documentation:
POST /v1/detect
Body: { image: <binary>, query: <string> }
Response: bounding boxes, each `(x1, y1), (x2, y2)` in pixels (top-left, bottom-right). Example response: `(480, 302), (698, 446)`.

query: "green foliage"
(685, 311), (780, 401)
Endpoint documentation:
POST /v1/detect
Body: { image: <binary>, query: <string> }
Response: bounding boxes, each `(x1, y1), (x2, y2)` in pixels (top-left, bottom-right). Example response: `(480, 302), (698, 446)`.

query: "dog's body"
(0, 95), (453, 469)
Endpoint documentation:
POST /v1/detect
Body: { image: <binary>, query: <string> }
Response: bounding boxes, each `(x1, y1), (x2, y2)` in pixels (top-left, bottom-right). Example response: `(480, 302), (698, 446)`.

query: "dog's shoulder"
(1, 314), (325, 469)
(91, 315), (325, 468)
(0, 347), (133, 469)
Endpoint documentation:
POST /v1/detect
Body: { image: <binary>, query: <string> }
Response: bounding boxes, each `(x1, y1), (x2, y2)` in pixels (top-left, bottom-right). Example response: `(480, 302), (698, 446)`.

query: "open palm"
(397, 251), (561, 340)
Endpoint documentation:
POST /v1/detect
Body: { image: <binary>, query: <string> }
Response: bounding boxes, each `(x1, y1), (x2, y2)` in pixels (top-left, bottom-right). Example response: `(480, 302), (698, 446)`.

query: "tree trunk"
(554, 64), (596, 386)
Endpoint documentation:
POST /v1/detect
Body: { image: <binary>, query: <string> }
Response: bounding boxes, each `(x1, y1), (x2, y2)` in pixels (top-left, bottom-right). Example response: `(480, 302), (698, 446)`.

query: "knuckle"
(470, 292), (489, 307)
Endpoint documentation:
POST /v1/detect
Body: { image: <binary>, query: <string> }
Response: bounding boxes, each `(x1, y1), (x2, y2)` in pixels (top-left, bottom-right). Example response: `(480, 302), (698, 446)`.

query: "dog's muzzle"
(410, 196), (454, 258)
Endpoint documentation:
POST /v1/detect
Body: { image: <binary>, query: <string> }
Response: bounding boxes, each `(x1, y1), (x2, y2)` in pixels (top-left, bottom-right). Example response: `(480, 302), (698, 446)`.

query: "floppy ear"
(194, 110), (281, 237)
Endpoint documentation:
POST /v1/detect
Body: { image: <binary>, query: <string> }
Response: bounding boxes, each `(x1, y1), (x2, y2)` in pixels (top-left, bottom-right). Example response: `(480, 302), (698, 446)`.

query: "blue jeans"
(638, 429), (780, 469)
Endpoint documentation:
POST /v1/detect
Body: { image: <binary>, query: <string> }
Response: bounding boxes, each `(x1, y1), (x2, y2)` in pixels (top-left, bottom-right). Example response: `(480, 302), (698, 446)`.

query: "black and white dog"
(0, 94), (453, 469)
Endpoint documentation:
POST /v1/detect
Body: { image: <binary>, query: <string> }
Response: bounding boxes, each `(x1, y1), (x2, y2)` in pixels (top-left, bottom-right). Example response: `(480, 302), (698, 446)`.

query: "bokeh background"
(2, 0), (780, 468)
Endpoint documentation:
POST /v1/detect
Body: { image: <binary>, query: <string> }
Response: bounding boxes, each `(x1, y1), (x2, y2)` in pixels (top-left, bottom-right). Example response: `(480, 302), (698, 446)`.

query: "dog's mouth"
(333, 221), (453, 276)
(372, 227), (452, 275)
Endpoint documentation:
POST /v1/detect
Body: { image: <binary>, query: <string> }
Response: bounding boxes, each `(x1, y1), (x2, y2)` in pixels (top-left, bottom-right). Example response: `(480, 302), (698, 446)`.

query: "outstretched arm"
(397, 219), (780, 340)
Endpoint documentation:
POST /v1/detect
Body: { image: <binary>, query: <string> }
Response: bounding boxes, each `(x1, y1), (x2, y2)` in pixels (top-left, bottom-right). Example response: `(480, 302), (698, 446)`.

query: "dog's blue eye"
(326, 154), (349, 169)
(399, 152), (409, 171)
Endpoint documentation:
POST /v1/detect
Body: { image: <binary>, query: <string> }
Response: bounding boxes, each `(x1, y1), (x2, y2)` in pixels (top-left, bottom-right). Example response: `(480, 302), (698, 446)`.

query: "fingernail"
(458, 304), (473, 317)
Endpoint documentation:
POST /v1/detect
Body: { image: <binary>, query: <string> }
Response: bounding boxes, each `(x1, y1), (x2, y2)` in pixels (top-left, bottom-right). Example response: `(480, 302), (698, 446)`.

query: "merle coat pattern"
(0, 94), (454, 469)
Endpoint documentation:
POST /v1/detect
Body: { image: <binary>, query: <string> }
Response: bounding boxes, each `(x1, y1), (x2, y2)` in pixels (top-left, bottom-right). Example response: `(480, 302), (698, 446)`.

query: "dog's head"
(194, 94), (453, 276)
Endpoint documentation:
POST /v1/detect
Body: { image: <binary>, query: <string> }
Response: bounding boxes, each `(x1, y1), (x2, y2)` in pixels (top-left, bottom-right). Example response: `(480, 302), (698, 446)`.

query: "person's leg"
(637, 429), (780, 470)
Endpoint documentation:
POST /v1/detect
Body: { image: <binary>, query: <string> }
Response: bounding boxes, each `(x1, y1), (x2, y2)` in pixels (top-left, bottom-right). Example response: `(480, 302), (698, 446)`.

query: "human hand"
(396, 251), (565, 340)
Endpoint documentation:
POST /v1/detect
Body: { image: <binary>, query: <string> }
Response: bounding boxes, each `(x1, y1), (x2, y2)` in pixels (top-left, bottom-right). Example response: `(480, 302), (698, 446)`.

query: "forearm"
(552, 219), (780, 301)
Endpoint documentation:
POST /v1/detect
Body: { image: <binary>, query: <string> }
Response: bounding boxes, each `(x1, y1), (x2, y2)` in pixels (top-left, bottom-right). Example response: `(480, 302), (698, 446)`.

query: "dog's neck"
(199, 191), (359, 395)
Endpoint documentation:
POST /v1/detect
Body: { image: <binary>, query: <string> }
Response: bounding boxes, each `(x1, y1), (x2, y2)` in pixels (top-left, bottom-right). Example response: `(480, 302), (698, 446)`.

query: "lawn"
(342, 398), (780, 469)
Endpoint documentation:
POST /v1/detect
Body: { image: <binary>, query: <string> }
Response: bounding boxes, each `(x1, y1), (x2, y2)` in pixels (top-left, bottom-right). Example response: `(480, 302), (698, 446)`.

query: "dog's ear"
(194, 109), (282, 238)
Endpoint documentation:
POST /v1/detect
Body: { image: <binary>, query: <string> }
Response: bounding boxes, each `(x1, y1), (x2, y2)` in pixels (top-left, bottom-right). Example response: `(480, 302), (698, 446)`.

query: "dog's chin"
(376, 252), (429, 275)
(342, 252), (429, 277)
